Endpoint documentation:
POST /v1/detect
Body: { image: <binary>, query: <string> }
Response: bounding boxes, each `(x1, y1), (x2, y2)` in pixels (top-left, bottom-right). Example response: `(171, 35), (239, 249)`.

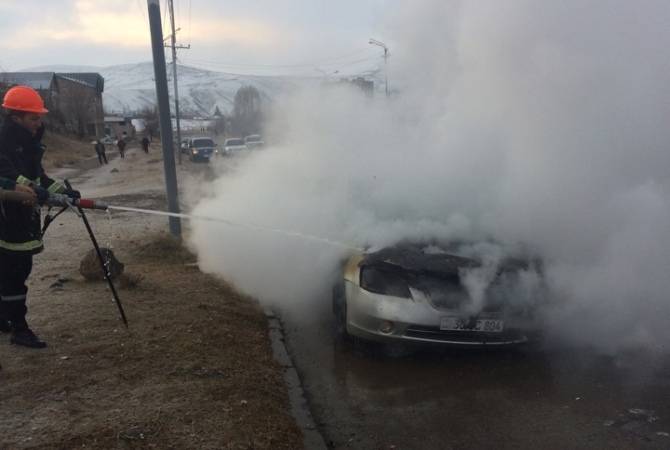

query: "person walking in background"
(94, 140), (107, 165)
(116, 137), (126, 159)
(141, 136), (150, 154)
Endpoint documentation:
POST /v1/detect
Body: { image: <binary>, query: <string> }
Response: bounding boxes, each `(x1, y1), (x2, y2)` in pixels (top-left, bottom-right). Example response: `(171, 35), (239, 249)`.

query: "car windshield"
(193, 139), (215, 148)
(245, 135), (261, 142)
(226, 139), (244, 146)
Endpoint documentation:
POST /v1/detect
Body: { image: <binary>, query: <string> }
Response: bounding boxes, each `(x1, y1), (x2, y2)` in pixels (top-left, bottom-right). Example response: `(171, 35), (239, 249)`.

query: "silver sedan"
(332, 244), (536, 347)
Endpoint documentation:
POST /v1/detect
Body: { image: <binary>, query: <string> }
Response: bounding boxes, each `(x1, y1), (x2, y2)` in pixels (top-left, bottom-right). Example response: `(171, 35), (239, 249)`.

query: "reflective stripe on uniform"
(0, 239), (43, 252)
(15, 175), (36, 186)
(47, 181), (65, 194)
(0, 294), (26, 302)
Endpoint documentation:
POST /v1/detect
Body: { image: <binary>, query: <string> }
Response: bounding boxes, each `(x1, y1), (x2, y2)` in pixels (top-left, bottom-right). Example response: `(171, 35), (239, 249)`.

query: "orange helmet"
(2, 85), (48, 114)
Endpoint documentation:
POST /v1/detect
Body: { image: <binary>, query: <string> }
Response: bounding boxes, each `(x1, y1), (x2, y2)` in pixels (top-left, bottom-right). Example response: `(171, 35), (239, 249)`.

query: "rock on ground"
(80, 248), (124, 281)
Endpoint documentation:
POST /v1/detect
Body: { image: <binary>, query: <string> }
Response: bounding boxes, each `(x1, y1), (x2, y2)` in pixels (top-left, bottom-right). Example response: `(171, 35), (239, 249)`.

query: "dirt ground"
(0, 138), (303, 449)
(41, 133), (96, 169)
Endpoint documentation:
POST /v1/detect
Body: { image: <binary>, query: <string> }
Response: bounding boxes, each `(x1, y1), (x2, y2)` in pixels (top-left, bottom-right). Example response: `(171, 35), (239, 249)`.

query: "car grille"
(428, 297), (504, 313)
(404, 325), (525, 344)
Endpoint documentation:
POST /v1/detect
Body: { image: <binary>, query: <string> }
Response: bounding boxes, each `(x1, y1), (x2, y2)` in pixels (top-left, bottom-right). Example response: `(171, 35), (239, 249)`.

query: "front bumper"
(192, 149), (214, 159)
(345, 282), (528, 346)
(224, 146), (247, 154)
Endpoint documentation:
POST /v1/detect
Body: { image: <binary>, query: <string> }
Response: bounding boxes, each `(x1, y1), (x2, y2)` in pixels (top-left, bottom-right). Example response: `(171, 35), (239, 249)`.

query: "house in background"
(104, 116), (135, 139)
(349, 77), (374, 97)
(0, 72), (105, 137)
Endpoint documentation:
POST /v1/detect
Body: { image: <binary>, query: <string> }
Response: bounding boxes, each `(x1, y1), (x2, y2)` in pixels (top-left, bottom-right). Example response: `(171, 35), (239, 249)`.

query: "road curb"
(265, 309), (327, 450)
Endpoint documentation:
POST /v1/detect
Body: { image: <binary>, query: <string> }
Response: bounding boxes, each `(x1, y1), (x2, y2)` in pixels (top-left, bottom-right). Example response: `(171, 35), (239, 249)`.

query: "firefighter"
(0, 85), (80, 348)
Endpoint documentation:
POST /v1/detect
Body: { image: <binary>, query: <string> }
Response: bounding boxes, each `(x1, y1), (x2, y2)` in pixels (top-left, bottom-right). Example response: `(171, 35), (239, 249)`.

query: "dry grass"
(0, 235), (303, 449)
(130, 232), (197, 264)
(42, 132), (95, 170)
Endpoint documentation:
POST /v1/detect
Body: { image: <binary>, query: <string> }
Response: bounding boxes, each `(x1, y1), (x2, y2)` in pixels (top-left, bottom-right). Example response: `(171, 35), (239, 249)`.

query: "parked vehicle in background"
(244, 134), (265, 149)
(100, 135), (116, 145)
(221, 138), (247, 156)
(186, 137), (217, 162)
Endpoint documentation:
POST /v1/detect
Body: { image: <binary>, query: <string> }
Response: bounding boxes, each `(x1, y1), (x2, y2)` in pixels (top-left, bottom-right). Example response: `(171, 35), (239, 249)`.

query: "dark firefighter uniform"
(0, 119), (64, 343)
(0, 176), (34, 368)
(0, 176), (18, 190)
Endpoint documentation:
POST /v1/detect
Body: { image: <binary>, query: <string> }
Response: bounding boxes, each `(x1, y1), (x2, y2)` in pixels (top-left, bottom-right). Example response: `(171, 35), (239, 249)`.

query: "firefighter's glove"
(63, 188), (81, 200)
(33, 186), (50, 205)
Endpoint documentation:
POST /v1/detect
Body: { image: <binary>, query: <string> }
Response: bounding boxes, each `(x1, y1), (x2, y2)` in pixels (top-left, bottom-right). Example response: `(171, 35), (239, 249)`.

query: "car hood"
(360, 243), (532, 276)
(356, 243), (539, 314)
(362, 245), (478, 275)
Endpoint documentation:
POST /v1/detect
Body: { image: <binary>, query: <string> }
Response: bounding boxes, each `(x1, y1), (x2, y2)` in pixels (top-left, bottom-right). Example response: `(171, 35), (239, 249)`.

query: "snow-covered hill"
(25, 62), (381, 116)
(99, 62), (311, 116)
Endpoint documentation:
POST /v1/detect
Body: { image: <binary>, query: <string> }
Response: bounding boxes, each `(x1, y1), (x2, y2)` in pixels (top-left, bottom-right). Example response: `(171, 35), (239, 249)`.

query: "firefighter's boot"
(10, 327), (47, 349)
(0, 319), (11, 333)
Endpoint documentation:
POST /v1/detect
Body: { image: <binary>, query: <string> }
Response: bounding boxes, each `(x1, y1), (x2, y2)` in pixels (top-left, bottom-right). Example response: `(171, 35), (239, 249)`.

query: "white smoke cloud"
(190, 0), (670, 353)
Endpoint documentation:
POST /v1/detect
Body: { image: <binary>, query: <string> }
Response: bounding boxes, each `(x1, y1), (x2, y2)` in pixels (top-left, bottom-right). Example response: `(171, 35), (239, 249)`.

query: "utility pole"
(147, 0), (181, 237)
(166, 0), (190, 165)
(369, 38), (389, 97)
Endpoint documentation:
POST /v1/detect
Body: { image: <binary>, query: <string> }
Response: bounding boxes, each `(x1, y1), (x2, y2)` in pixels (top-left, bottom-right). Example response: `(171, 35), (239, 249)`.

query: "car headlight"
(360, 265), (411, 298)
(192, 149), (198, 154)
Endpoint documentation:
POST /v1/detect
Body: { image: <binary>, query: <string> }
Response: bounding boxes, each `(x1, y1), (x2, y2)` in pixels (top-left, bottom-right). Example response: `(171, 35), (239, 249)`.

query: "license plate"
(440, 317), (504, 333)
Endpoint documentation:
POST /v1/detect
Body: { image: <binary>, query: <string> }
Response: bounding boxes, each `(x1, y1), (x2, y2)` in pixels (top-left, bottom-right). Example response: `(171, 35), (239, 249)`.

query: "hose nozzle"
(75, 198), (108, 210)
(46, 193), (108, 210)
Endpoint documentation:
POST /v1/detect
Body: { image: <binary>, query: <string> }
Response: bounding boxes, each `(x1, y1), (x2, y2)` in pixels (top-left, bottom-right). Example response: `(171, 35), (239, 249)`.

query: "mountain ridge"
(21, 62), (380, 116)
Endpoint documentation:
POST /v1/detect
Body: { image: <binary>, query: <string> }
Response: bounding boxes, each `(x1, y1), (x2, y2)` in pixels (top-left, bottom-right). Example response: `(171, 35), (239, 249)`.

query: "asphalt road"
(280, 303), (670, 450)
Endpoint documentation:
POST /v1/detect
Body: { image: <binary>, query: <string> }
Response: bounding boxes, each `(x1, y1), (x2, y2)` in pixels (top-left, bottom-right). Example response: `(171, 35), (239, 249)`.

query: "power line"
(299, 48), (376, 65)
(135, 0), (148, 22)
(172, 47), (378, 70)
(162, 0), (170, 36)
(180, 54), (381, 71)
(176, 0), (182, 31)
(178, 58), (381, 79)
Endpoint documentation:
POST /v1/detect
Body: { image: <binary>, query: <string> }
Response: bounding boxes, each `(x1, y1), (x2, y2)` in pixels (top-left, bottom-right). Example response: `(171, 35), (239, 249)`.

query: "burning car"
(332, 243), (540, 347)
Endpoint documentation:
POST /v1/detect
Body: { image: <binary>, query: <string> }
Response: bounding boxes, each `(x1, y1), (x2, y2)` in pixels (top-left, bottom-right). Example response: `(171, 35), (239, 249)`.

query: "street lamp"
(369, 38), (389, 97)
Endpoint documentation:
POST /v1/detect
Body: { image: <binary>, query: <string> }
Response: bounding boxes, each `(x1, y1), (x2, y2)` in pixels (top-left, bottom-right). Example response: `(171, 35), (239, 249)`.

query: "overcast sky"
(0, 0), (396, 75)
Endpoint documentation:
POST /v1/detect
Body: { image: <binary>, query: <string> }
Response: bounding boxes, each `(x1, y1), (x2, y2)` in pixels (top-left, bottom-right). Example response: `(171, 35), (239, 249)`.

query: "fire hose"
(47, 192), (109, 211)
(0, 189), (108, 210)
(0, 184), (128, 328)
